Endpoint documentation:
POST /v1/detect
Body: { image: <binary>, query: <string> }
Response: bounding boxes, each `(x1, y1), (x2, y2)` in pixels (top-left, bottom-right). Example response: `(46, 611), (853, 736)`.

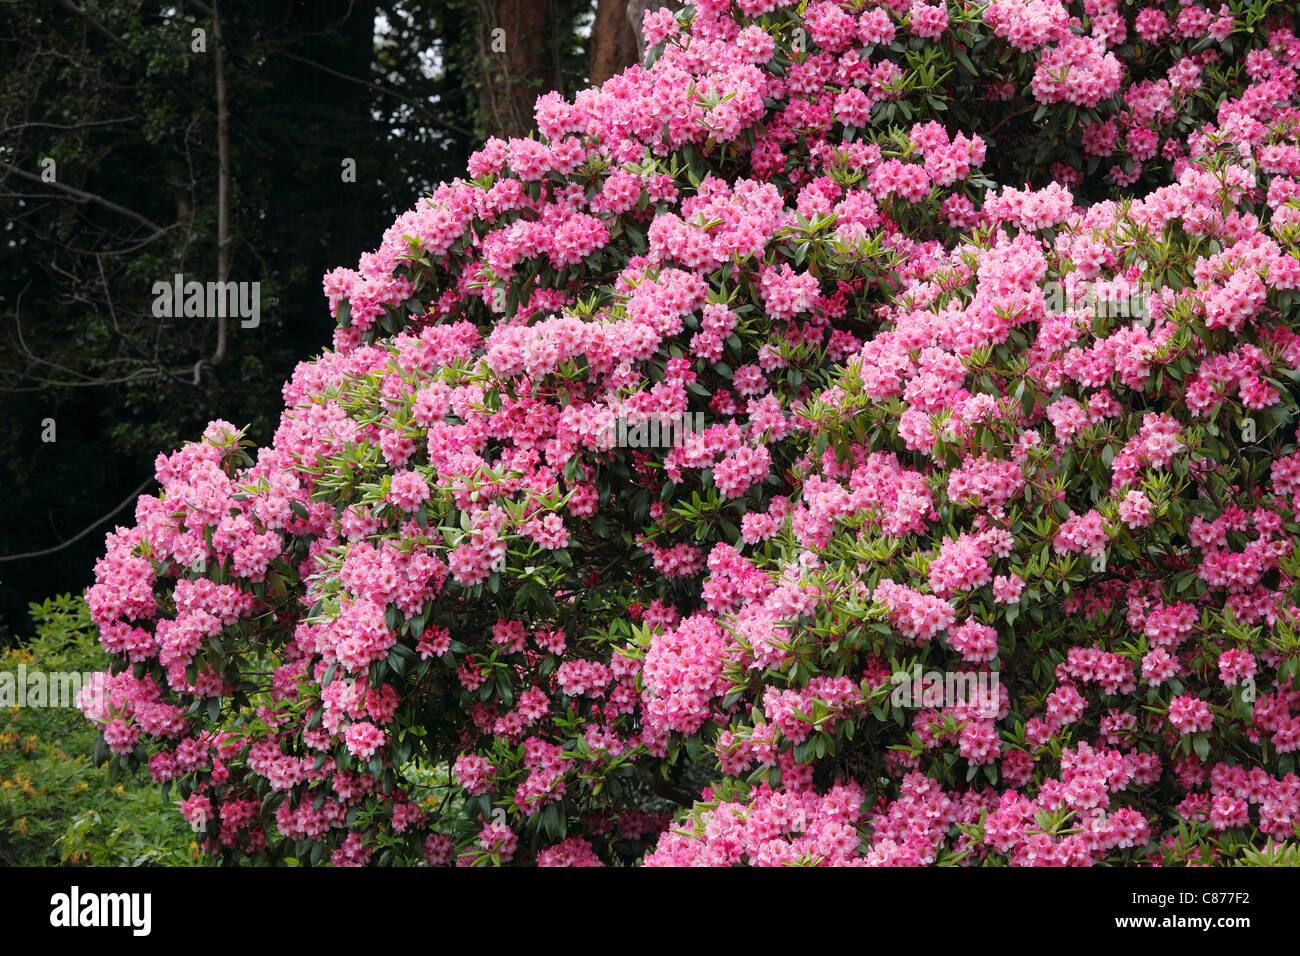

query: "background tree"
(589, 0), (637, 86)
(0, 0), (605, 635)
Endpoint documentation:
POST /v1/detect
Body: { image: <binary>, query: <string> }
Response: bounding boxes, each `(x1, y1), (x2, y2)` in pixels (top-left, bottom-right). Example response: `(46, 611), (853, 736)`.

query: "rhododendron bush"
(81, 0), (1300, 866)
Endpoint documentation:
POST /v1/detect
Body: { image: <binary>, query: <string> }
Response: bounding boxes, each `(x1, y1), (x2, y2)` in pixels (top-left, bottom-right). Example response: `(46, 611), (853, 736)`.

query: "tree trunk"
(475, 0), (558, 139)
(211, 0), (230, 369)
(590, 0), (638, 86)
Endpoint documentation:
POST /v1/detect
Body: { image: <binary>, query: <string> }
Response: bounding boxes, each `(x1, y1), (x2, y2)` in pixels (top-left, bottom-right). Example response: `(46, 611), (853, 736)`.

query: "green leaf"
(1192, 733), (1210, 762)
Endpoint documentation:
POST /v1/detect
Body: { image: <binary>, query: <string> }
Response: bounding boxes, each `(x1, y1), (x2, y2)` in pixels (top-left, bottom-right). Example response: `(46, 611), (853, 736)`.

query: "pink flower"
(947, 619), (1000, 663)
(992, 574), (1025, 604)
(1118, 490), (1155, 529)
(1167, 696), (1213, 736)
(909, 2), (949, 40)
(454, 754), (495, 795)
(344, 721), (386, 760)
(1218, 650), (1256, 687)
(389, 470), (430, 512)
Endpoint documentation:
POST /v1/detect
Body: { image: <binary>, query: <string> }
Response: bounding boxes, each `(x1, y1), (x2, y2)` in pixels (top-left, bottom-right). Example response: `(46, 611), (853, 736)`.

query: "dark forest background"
(0, 0), (663, 637)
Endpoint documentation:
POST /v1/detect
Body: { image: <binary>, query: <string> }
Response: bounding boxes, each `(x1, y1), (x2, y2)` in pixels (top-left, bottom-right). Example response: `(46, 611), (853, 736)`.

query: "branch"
(50, 0), (132, 53)
(0, 160), (167, 234)
(0, 475), (155, 562)
(1, 116), (136, 134)
(5, 278), (191, 390)
(275, 50), (473, 139)
(96, 254), (193, 386)
(212, 0), (230, 368)
(10, 282), (105, 383)
(182, 0), (230, 375)
(0, 372), (166, 391)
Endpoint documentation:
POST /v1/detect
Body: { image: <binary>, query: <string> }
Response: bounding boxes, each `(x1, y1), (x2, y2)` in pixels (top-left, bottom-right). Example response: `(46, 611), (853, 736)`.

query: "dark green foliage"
(0, 595), (196, 866)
